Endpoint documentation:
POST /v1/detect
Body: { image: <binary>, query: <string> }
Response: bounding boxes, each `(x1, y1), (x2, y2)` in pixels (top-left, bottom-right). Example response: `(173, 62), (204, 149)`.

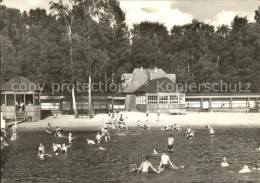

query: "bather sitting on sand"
(45, 123), (52, 133)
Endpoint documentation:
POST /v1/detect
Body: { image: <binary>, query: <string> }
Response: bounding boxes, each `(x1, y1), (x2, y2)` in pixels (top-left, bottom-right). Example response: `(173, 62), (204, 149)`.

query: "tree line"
(0, 1), (259, 93)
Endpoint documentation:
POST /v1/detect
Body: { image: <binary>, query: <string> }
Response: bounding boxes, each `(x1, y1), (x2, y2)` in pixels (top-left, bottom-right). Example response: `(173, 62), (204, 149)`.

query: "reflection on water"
(1, 128), (260, 183)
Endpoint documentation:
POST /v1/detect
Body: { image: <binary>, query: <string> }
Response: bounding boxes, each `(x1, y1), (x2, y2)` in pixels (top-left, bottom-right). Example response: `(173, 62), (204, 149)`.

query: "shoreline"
(13, 112), (260, 132)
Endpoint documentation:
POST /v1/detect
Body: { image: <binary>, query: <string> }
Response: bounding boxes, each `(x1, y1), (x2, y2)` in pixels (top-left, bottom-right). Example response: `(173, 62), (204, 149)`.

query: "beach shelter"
(1, 76), (41, 121)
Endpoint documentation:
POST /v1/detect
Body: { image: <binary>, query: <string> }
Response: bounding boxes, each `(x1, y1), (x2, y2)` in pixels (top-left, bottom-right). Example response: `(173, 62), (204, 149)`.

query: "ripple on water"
(1, 128), (260, 183)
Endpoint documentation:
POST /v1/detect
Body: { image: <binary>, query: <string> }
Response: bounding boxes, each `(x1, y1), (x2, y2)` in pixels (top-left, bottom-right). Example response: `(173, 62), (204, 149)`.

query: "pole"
(88, 73), (92, 118)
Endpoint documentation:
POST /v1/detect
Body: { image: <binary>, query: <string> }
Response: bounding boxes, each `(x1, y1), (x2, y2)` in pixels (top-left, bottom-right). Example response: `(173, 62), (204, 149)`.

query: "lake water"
(1, 128), (260, 183)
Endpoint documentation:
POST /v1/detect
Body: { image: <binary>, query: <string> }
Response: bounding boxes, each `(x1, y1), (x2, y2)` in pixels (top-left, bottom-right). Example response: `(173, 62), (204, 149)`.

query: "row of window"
(137, 94), (185, 104)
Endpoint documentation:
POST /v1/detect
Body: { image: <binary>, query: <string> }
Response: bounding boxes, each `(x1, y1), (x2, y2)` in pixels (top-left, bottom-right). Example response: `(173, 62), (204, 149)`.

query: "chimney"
(155, 67), (157, 72)
(140, 67), (143, 71)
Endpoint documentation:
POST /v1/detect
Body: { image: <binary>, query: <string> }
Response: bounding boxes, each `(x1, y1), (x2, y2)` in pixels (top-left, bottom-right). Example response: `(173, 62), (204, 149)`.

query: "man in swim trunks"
(159, 152), (178, 171)
(138, 156), (160, 173)
(168, 134), (174, 152)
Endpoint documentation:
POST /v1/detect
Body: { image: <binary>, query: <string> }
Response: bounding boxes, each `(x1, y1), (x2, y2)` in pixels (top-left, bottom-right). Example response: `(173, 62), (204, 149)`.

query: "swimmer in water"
(103, 127), (111, 142)
(38, 143), (45, 153)
(209, 127), (215, 137)
(152, 148), (159, 155)
(186, 127), (194, 140)
(87, 139), (96, 145)
(168, 134), (174, 152)
(96, 132), (102, 144)
(68, 133), (75, 143)
(239, 165), (251, 174)
(37, 150), (52, 160)
(61, 144), (71, 153)
(159, 152), (179, 171)
(55, 126), (64, 137)
(174, 124), (182, 131)
(161, 125), (170, 131)
(52, 143), (59, 155)
(220, 157), (229, 167)
(253, 161), (260, 170)
(137, 156), (160, 174)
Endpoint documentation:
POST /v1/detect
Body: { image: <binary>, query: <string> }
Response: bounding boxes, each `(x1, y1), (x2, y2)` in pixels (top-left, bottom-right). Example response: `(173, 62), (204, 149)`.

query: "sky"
(1, 0), (260, 30)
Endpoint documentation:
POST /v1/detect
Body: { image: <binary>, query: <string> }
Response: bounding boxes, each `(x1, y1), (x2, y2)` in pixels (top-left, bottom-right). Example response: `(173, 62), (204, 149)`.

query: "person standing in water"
(168, 134), (174, 152)
(68, 133), (75, 143)
(137, 156), (160, 173)
(11, 122), (18, 140)
(61, 144), (71, 153)
(38, 143), (45, 153)
(209, 127), (215, 137)
(96, 132), (102, 144)
(103, 127), (111, 142)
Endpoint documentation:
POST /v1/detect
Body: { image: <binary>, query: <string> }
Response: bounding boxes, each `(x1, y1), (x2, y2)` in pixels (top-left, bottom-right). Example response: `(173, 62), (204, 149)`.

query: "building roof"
(1, 76), (41, 91)
(121, 74), (133, 81)
(135, 77), (177, 94)
(121, 68), (176, 93)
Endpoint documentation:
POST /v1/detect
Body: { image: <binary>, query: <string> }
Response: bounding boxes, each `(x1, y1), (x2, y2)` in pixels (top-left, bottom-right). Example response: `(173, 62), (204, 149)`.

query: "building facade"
(120, 67), (186, 113)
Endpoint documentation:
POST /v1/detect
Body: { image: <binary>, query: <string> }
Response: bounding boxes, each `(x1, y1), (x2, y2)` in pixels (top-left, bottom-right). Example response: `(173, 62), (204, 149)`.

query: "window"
(136, 96), (145, 104)
(179, 94), (185, 104)
(1, 94), (5, 106)
(159, 95), (168, 104)
(147, 95), (158, 104)
(7, 94), (14, 106)
(170, 95), (178, 104)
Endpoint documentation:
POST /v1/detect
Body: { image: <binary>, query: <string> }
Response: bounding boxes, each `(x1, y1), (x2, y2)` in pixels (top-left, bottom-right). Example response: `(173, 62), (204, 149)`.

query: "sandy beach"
(15, 112), (260, 132)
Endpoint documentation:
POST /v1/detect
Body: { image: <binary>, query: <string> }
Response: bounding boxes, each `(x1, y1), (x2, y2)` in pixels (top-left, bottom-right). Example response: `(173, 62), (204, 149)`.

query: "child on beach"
(37, 150), (52, 160)
(96, 132), (102, 143)
(45, 123), (52, 133)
